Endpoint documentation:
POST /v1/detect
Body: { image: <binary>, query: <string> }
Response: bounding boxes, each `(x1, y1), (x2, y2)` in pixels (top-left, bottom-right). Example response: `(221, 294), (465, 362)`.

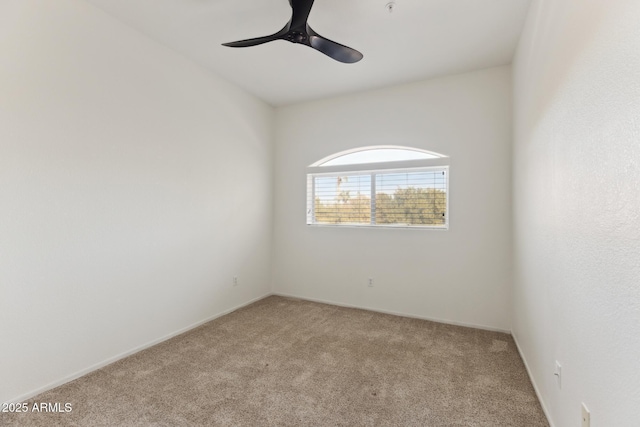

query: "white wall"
(512, 1), (640, 426)
(0, 0), (274, 403)
(273, 66), (513, 332)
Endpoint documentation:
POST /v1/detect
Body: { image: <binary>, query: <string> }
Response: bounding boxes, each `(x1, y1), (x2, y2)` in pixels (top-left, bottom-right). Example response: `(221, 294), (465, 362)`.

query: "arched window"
(306, 146), (449, 229)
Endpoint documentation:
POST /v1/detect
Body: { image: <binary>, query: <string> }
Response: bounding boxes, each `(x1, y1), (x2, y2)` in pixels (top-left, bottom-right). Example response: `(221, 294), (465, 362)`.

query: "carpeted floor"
(2, 296), (548, 426)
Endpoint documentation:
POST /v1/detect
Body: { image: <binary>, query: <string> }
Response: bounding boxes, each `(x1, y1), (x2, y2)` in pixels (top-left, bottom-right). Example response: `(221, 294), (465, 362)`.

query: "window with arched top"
(306, 146), (449, 229)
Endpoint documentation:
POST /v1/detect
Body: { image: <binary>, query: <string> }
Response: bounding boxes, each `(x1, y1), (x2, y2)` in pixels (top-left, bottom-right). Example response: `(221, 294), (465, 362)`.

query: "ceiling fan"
(222, 0), (363, 64)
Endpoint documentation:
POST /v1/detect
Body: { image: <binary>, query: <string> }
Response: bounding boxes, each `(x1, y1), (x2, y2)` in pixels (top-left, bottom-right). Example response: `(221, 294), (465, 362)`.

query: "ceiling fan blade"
(222, 26), (289, 48)
(290, 0), (315, 29)
(308, 30), (363, 64)
(222, 3), (365, 64)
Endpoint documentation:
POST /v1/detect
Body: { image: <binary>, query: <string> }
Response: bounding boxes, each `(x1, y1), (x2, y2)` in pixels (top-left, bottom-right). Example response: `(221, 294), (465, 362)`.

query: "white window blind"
(307, 167), (448, 228)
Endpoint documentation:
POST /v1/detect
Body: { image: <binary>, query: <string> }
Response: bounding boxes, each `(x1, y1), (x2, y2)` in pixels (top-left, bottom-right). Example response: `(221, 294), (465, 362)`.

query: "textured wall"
(0, 0), (274, 403)
(273, 66), (513, 332)
(512, 0), (640, 426)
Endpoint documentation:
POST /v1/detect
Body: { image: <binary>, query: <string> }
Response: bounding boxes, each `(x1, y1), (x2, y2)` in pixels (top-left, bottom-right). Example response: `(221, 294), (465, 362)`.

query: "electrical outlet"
(368, 278), (374, 287)
(233, 276), (238, 287)
(581, 403), (590, 427)
(554, 361), (562, 388)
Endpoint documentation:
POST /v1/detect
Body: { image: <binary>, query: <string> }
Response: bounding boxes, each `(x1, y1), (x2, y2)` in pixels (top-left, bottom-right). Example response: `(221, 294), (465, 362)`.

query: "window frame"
(306, 157), (450, 230)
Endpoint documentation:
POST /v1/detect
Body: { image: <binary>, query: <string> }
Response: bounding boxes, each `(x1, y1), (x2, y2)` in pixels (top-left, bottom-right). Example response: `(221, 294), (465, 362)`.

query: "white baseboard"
(512, 332), (555, 427)
(6, 292), (272, 404)
(272, 291), (511, 334)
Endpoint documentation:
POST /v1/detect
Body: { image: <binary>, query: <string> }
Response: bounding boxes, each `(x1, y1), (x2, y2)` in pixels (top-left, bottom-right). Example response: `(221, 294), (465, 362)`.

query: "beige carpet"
(2, 296), (548, 426)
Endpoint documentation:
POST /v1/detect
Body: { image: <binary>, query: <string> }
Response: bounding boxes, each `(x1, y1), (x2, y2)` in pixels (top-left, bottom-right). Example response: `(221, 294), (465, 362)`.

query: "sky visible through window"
(315, 171), (446, 202)
(315, 175), (371, 202)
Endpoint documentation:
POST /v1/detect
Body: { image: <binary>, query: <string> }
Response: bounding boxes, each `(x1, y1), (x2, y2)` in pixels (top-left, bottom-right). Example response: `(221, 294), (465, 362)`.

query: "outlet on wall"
(554, 361), (562, 389)
(368, 278), (374, 287)
(233, 276), (238, 287)
(582, 403), (590, 427)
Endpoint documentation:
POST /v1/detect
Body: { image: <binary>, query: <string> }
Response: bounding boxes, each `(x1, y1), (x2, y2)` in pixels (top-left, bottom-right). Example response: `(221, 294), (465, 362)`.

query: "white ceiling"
(85, 0), (531, 106)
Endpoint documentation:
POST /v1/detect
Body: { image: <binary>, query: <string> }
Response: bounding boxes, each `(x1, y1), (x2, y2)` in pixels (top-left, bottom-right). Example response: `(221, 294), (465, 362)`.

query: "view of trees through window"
(310, 170), (447, 227)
